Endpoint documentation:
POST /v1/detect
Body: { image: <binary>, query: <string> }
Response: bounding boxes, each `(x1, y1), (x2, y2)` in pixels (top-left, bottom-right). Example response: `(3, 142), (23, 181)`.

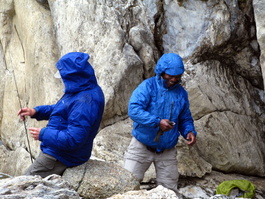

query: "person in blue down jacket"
(18, 52), (105, 178)
(124, 53), (197, 193)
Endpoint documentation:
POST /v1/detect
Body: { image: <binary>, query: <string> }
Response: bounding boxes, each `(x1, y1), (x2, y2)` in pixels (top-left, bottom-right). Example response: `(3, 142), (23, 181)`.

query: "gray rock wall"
(0, 0), (264, 178)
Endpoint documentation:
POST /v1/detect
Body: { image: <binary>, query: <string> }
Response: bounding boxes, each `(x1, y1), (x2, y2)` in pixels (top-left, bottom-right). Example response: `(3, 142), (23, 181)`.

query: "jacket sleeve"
(128, 80), (161, 128)
(178, 91), (197, 138)
(32, 105), (56, 121)
(39, 97), (103, 151)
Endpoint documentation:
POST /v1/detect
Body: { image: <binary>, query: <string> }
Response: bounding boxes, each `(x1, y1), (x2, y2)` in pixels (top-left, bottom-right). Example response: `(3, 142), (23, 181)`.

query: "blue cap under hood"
(56, 52), (97, 93)
(155, 53), (184, 76)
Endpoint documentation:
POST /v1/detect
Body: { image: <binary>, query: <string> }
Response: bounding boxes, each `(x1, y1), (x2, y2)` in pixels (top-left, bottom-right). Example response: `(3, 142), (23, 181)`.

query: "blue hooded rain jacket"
(128, 53), (196, 152)
(32, 52), (105, 167)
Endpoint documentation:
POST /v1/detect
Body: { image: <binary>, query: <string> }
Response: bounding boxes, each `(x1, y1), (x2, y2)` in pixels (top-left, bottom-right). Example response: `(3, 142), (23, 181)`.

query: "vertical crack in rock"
(76, 162), (88, 192)
(153, 0), (166, 54)
(0, 40), (8, 71)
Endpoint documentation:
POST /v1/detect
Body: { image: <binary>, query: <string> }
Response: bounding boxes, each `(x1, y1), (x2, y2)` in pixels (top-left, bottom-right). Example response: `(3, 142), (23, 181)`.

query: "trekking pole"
(8, 52), (34, 163)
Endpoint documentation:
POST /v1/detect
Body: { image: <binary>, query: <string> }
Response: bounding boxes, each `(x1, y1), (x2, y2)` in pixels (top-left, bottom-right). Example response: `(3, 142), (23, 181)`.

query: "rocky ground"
(0, 170), (264, 198)
(140, 170), (265, 198)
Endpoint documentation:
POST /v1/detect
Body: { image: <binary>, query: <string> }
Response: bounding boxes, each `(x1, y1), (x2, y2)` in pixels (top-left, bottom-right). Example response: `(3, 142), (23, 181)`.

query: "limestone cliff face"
(0, 0), (264, 178)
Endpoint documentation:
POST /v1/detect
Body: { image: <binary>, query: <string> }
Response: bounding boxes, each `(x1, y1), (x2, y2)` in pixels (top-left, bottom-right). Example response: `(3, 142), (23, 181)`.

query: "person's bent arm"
(128, 81), (161, 128)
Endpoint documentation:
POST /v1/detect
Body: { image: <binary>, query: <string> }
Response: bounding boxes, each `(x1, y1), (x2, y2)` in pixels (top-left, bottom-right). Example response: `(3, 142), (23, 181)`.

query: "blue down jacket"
(128, 54), (196, 152)
(32, 52), (105, 167)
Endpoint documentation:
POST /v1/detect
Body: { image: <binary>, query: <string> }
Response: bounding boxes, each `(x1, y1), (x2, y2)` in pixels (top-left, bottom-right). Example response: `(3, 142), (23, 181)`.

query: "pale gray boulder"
(62, 159), (140, 199)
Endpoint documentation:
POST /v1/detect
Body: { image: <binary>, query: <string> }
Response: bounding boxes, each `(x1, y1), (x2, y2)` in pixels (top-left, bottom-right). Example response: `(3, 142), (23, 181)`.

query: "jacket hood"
(56, 52), (97, 93)
(155, 53), (184, 76)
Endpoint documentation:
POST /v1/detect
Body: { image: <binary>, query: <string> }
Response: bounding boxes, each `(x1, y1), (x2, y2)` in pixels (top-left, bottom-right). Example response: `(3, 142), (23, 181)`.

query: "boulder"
(108, 185), (178, 199)
(0, 174), (80, 199)
(62, 159), (140, 199)
(0, 146), (31, 176)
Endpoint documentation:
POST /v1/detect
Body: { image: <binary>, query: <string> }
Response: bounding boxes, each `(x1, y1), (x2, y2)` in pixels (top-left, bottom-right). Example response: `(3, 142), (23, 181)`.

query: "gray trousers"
(124, 137), (179, 193)
(24, 152), (67, 178)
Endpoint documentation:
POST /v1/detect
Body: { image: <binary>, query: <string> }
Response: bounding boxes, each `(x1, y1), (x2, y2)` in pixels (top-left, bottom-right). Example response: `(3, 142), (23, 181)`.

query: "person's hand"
(29, 127), (41, 141)
(186, 132), (196, 146)
(159, 119), (175, 132)
(17, 107), (36, 121)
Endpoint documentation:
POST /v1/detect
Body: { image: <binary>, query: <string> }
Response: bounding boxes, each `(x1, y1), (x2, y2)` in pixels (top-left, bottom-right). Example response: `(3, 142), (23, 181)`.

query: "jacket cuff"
(31, 107), (39, 119)
(156, 118), (161, 127)
(184, 130), (197, 139)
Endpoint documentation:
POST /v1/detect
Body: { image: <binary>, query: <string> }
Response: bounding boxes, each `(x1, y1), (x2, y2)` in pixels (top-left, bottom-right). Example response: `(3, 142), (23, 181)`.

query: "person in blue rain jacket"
(18, 52), (105, 177)
(124, 53), (197, 194)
